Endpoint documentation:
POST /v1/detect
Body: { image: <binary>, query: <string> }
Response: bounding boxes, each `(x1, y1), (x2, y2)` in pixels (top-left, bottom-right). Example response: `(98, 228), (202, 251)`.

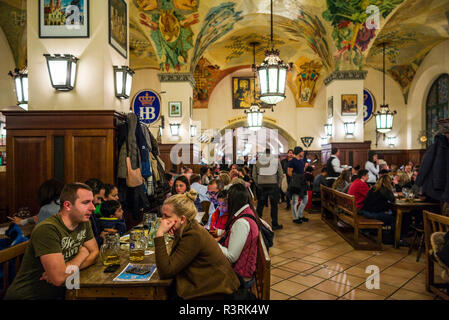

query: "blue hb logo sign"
(132, 90), (161, 124)
(364, 89), (375, 123)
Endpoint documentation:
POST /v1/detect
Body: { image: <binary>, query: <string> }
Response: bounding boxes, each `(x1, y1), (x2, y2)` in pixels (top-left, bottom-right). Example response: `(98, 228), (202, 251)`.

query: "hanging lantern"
(255, 0), (291, 105)
(44, 54), (79, 91)
(245, 104), (265, 131)
(8, 69), (28, 109)
(387, 136), (397, 147)
(190, 125), (197, 137)
(375, 105), (396, 133)
(344, 122), (356, 136)
(113, 66), (134, 99)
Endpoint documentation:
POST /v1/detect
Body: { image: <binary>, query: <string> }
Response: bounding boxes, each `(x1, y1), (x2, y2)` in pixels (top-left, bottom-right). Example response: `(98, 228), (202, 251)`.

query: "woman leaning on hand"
(154, 189), (240, 300)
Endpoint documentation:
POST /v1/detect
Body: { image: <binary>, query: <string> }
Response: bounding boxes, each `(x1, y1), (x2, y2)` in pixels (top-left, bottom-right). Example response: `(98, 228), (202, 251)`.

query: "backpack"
(239, 214), (274, 251)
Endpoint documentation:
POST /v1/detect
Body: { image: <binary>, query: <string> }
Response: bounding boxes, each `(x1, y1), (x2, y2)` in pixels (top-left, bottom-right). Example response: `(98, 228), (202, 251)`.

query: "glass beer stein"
(129, 227), (146, 262)
(100, 232), (121, 266)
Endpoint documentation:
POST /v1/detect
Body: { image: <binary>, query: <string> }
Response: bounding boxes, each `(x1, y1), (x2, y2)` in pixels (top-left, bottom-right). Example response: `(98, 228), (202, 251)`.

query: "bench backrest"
(321, 185), (358, 222)
(0, 240), (29, 298)
(253, 233), (271, 300)
(423, 210), (449, 254)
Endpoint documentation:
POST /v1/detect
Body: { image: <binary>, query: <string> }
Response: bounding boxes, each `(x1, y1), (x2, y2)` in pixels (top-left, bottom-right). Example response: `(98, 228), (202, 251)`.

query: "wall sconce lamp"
(44, 54), (78, 91)
(190, 125), (197, 137)
(8, 68), (28, 109)
(170, 123), (180, 136)
(324, 124), (332, 137)
(113, 66), (134, 99)
(320, 137), (328, 146)
(344, 122), (356, 136)
(387, 136), (397, 147)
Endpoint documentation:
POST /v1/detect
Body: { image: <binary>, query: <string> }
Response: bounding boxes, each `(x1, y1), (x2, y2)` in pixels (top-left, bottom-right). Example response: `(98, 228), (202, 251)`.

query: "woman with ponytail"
(154, 189), (240, 300)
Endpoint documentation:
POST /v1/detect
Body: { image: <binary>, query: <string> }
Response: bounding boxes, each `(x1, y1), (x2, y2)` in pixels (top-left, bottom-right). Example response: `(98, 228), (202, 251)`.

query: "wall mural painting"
(288, 58), (322, 108)
(232, 76), (271, 110)
(134, 0), (200, 71)
(322, 0), (404, 70)
(193, 58), (243, 109)
(129, 17), (159, 69)
(388, 56), (425, 104)
(0, 0), (27, 69)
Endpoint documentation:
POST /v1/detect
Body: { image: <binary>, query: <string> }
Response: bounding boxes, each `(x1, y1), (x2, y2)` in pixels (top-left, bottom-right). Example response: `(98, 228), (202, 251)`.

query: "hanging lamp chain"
(270, 0), (274, 49)
(382, 42), (386, 107)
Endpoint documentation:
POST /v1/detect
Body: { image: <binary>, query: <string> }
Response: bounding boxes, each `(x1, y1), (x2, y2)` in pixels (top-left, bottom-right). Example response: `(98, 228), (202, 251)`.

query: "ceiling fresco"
(1, 0), (449, 108)
(366, 0), (449, 103)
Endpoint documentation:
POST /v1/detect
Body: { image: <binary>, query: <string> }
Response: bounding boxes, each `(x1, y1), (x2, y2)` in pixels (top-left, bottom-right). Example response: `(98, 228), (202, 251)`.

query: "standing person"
(4, 183), (99, 300)
(281, 149), (294, 210)
(287, 146), (309, 224)
(365, 151), (379, 185)
(348, 169), (370, 211)
(252, 148), (283, 230)
(326, 148), (344, 187)
(154, 190), (240, 300)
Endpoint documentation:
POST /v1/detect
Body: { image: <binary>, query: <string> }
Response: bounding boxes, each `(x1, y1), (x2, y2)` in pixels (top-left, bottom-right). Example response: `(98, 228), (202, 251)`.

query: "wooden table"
(65, 245), (173, 300)
(393, 200), (440, 249)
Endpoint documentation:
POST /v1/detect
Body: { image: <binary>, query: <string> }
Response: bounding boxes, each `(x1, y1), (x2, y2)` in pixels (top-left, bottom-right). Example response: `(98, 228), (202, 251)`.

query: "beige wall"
(0, 27), (17, 109)
(407, 39), (449, 150)
(364, 67), (408, 150)
(27, 0), (129, 111)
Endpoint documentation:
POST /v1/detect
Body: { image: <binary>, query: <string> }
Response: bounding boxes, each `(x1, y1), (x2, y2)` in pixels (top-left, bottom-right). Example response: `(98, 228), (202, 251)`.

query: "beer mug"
(100, 232), (120, 266)
(129, 227), (146, 262)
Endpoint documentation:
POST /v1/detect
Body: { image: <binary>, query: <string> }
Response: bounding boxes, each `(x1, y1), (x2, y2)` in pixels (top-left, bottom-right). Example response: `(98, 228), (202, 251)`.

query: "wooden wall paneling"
(0, 172), (7, 222)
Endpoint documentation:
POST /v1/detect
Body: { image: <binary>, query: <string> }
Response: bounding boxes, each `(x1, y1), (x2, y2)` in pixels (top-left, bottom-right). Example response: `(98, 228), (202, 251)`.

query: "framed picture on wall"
(108, 0), (127, 58)
(341, 94), (357, 116)
(39, 0), (90, 38)
(327, 96), (333, 119)
(169, 102), (182, 117)
(232, 77), (272, 109)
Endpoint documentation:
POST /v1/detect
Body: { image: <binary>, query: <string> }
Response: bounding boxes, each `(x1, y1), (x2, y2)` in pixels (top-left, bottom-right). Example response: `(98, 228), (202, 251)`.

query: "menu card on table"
(113, 263), (157, 282)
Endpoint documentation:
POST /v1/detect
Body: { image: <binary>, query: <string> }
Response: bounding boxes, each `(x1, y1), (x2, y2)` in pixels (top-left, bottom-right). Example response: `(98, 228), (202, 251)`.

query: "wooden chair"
(252, 233), (270, 300)
(423, 210), (449, 300)
(200, 201), (211, 226)
(0, 240), (29, 298)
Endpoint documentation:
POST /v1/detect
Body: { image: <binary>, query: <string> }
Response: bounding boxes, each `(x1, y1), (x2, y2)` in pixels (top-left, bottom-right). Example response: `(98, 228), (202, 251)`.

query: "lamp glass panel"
(115, 70), (124, 95)
(268, 67), (278, 93)
(258, 68), (268, 94)
(278, 68), (287, 94)
(125, 72), (133, 97)
(70, 61), (77, 87)
(49, 60), (68, 86)
(386, 114), (393, 129)
(257, 112), (263, 126)
(14, 77), (22, 102)
(22, 77), (28, 102)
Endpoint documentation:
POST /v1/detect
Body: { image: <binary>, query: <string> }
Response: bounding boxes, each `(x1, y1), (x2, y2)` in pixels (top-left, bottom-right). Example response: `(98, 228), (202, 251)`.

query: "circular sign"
(132, 90), (161, 124)
(363, 89), (376, 123)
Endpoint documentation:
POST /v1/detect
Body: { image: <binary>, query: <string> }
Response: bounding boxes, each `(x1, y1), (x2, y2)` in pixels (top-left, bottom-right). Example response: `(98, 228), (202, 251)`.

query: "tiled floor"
(261, 205), (447, 300)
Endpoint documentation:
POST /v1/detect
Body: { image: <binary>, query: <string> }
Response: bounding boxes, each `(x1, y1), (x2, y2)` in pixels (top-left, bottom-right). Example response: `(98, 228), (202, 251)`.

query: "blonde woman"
(155, 189), (240, 300)
(218, 171), (232, 187)
(362, 174), (396, 244)
(332, 169), (351, 193)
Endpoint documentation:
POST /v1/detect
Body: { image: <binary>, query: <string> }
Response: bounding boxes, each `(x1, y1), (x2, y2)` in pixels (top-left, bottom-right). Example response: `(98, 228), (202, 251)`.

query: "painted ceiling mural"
(366, 0), (449, 103)
(0, 0), (27, 70)
(1, 0), (449, 108)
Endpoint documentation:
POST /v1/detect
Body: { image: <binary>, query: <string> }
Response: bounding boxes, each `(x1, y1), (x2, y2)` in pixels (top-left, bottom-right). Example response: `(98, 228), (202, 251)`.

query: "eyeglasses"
(207, 191), (218, 197)
(217, 201), (227, 206)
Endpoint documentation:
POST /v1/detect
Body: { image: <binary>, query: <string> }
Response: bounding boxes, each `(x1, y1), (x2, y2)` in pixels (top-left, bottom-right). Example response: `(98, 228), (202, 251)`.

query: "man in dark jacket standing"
(252, 148), (284, 230)
(280, 149), (294, 209)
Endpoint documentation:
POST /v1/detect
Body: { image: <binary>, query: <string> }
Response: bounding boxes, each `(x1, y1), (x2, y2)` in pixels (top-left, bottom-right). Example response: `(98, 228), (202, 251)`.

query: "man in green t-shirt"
(5, 183), (99, 300)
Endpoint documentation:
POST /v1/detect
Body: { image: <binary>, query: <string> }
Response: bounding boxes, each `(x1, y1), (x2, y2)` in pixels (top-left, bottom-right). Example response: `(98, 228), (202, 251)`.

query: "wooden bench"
(252, 233), (270, 300)
(0, 240), (29, 298)
(423, 210), (449, 300)
(320, 185), (383, 250)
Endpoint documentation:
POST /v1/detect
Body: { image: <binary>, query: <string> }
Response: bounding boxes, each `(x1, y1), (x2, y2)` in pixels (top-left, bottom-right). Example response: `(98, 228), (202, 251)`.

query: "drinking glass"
(100, 232), (120, 266)
(129, 227), (146, 262)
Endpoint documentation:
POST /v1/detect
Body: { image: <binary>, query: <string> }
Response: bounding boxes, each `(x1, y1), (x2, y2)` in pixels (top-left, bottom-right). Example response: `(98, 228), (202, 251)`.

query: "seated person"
(37, 179), (65, 224)
(332, 169), (351, 193)
(351, 165), (361, 182)
(103, 184), (119, 201)
(348, 169), (370, 211)
(99, 200), (127, 236)
(85, 178), (107, 247)
(154, 189), (240, 300)
(204, 179), (224, 229)
(312, 168), (328, 196)
(361, 175), (404, 245)
(208, 190), (229, 238)
(4, 183), (99, 300)
(172, 175), (190, 195)
(218, 183), (260, 287)
(190, 173), (209, 211)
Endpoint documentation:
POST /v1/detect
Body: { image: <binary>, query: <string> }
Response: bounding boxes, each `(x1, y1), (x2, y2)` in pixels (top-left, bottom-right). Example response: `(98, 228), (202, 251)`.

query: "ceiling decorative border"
(158, 73), (196, 87)
(324, 70), (368, 86)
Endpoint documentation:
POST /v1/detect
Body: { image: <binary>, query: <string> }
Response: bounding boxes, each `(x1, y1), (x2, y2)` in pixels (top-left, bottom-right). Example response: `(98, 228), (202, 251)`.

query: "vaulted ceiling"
(2, 0), (449, 106)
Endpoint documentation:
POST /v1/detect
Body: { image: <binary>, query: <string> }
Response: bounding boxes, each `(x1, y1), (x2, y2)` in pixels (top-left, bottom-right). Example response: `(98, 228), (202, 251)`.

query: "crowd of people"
(3, 145), (431, 300)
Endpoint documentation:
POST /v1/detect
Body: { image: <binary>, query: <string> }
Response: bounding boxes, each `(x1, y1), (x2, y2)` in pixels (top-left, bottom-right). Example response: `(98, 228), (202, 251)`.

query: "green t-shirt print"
(4, 214), (94, 300)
